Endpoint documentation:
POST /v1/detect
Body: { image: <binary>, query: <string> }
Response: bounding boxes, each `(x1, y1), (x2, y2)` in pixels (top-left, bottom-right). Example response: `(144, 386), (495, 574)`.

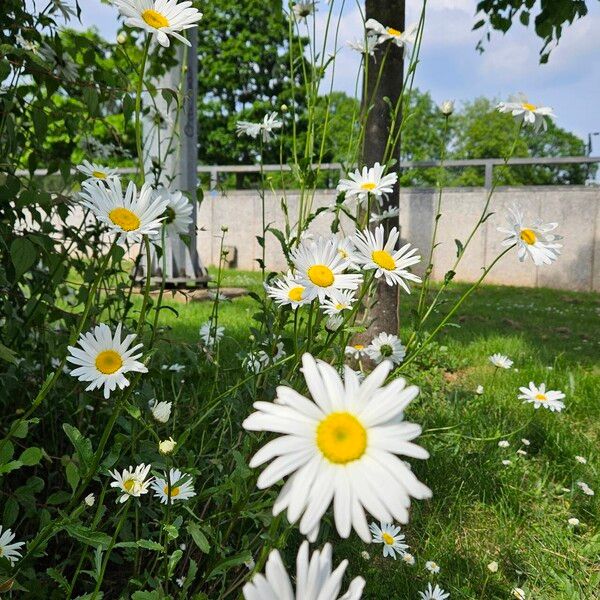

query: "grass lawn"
(147, 271), (599, 599)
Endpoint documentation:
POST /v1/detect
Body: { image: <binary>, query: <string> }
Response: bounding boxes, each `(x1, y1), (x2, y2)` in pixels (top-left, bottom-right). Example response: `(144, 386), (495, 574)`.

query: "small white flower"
(370, 207), (400, 224)
(576, 481), (594, 496)
(402, 552), (415, 565)
(151, 468), (196, 504)
(476, 385), (484, 395)
(243, 351), (269, 374)
(369, 521), (409, 559)
(498, 440), (510, 448)
(159, 437), (177, 455)
(518, 382), (565, 412)
(337, 162), (397, 205)
(176, 577), (185, 587)
(76, 160), (118, 181)
(236, 112), (282, 143)
(155, 188), (193, 239)
(568, 517), (580, 526)
(521, 438), (530, 446)
(425, 560), (440, 574)
(0, 526), (25, 565)
(113, 0), (203, 47)
(575, 455), (587, 464)
(439, 100), (455, 116)
(166, 363), (185, 373)
(84, 493), (96, 507)
(365, 18), (418, 48)
(487, 561), (499, 573)
(419, 583), (450, 600)
(347, 35), (378, 56)
(511, 587), (526, 600)
(109, 464), (153, 503)
(502, 460), (512, 466)
(366, 332), (405, 365)
(360, 550), (370, 560)
(265, 272), (309, 309)
(325, 314), (344, 332)
(489, 354), (513, 369)
(497, 205), (562, 266)
(199, 320), (224, 349)
(517, 449), (528, 456)
(292, 1), (315, 19)
(345, 343), (368, 360)
(497, 100), (555, 132)
(244, 557), (256, 570)
(150, 399), (172, 423)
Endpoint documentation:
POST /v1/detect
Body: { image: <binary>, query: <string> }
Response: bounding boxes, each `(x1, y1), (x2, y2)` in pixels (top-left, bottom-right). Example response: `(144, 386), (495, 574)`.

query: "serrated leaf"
(64, 524), (112, 549)
(63, 424), (93, 474)
(66, 461), (80, 492)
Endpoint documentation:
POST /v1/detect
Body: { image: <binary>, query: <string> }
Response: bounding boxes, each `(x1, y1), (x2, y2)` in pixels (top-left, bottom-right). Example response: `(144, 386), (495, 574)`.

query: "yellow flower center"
(353, 344), (364, 350)
(522, 102), (537, 111)
(142, 9), (169, 29)
(535, 393), (547, 401)
(316, 412), (367, 464)
(307, 264), (335, 288)
(338, 248), (349, 258)
(123, 478), (136, 492)
(371, 249), (396, 271)
(520, 228), (537, 245)
(109, 207), (141, 232)
(95, 350), (123, 374)
(288, 286), (304, 302)
(335, 303), (346, 310)
(382, 532), (395, 545)
(387, 27), (402, 36)
(163, 485), (180, 497)
(92, 170), (107, 179)
(360, 182), (377, 191)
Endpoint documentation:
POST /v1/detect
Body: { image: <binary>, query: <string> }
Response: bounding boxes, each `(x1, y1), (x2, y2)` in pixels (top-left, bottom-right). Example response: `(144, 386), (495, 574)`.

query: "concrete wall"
(197, 186), (600, 292)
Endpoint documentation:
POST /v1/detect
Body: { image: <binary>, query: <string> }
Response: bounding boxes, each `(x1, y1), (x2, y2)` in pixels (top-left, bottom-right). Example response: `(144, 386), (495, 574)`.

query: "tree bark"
(362, 0), (405, 337)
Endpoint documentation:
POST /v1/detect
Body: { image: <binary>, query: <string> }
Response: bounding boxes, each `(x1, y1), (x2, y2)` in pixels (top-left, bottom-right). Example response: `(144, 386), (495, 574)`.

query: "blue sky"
(77, 0), (600, 150)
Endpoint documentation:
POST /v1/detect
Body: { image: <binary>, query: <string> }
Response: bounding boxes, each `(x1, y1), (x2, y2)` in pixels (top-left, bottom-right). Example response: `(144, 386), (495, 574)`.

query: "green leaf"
(0, 342), (18, 364)
(122, 93), (134, 122)
(64, 524), (112, 548)
(0, 460), (22, 475)
(65, 461), (80, 492)
(10, 237), (37, 282)
(46, 567), (71, 593)
(19, 447), (42, 466)
(83, 87), (99, 116)
(63, 424), (94, 474)
(131, 592), (160, 600)
(186, 522), (210, 553)
(0, 440), (14, 466)
(32, 109), (48, 139)
(454, 239), (464, 258)
(207, 551), (252, 579)
(167, 549), (183, 578)
(115, 539), (163, 551)
(3, 497), (19, 527)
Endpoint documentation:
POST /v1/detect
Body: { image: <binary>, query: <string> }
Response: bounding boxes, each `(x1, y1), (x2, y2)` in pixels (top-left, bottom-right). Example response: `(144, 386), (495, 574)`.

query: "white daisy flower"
(575, 455), (587, 464)
(150, 399), (172, 423)
(76, 159), (118, 181)
(109, 463), (153, 503)
(325, 314), (344, 332)
(370, 206), (399, 224)
(347, 35), (378, 56)
(366, 332), (405, 366)
(369, 522), (409, 559)
(502, 460), (512, 466)
(236, 112), (282, 143)
(576, 481), (594, 496)
(517, 449), (528, 456)
(425, 560), (440, 574)
(352, 225), (421, 290)
(511, 588), (526, 600)
(243, 351), (269, 374)
(243, 354), (431, 542)
(365, 18), (418, 48)
(498, 440), (510, 448)
(497, 205), (562, 266)
(345, 343), (368, 360)
(79, 178), (168, 245)
(159, 437), (177, 454)
(337, 162), (397, 205)
(521, 438), (530, 446)
(497, 100), (555, 132)
(151, 468), (196, 504)
(292, 236), (362, 303)
(487, 561), (499, 572)
(476, 385), (484, 395)
(66, 323), (147, 399)
(292, 1), (315, 19)
(199, 320), (224, 349)
(439, 100), (455, 116)
(242, 540), (365, 600)
(336, 237), (358, 266)
(518, 382), (565, 412)
(155, 188), (193, 238)
(113, 0), (203, 48)
(360, 550), (370, 560)
(321, 290), (356, 316)
(568, 517), (580, 526)
(0, 526), (25, 566)
(489, 354), (513, 369)
(419, 583), (450, 600)
(402, 552), (415, 566)
(164, 363), (185, 372)
(265, 273), (309, 309)
(84, 493), (96, 507)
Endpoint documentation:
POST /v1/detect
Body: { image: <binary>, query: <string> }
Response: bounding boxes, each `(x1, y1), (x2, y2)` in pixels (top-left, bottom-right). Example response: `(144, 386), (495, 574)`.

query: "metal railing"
(15, 156), (600, 190)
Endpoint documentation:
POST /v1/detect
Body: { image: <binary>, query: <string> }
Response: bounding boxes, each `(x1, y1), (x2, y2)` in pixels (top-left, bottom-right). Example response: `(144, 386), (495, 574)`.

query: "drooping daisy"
(497, 100), (555, 132)
(489, 353), (513, 369)
(425, 560), (440, 574)
(113, 0), (203, 48)
(337, 163), (397, 205)
(0, 526), (24, 566)
(84, 493), (96, 507)
(150, 399), (172, 423)
(199, 320), (224, 349)
(151, 468), (196, 504)
(352, 225), (421, 290)
(79, 178), (168, 244)
(77, 159), (118, 181)
(66, 323), (147, 399)
(575, 456), (587, 464)
(265, 273), (309, 309)
(243, 354), (431, 542)
(345, 343), (368, 360)
(242, 540), (365, 600)
(369, 522), (409, 559)
(236, 112), (283, 143)
(370, 206), (399, 224)
(159, 437), (177, 454)
(419, 583), (450, 600)
(321, 290), (356, 316)
(366, 332), (405, 366)
(439, 100), (455, 116)
(347, 35), (378, 56)
(402, 552), (415, 565)
(497, 205), (562, 266)
(518, 382), (565, 412)
(292, 0), (315, 19)
(336, 236), (358, 267)
(292, 236), (362, 302)
(109, 463), (153, 503)
(325, 314), (344, 332)
(365, 19), (418, 48)
(498, 440), (510, 448)
(155, 188), (193, 238)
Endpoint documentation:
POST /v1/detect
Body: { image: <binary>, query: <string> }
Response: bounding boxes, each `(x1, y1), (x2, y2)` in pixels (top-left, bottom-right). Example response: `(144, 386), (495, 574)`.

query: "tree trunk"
(362, 0), (405, 337)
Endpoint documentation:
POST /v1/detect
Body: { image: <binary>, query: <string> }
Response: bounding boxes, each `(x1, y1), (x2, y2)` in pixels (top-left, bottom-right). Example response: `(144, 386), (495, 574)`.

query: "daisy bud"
(150, 400), (172, 424)
(281, 104), (288, 112)
(360, 550), (370, 560)
(476, 385), (484, 395)
(84, 493), (96, 507)
(402, 552), (416, 566)
(487, 561), (499, 572)
(159, 437), (177, 455)
(117, 32), (127, 45)
(440, 99), (454, 116)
